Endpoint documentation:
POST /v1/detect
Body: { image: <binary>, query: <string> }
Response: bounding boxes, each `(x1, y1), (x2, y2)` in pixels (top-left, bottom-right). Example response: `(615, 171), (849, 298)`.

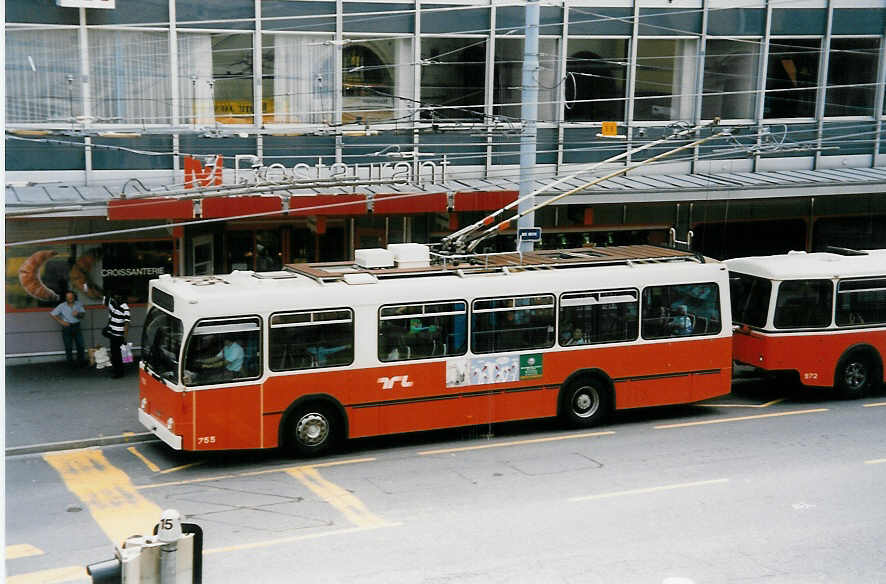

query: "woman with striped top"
(105, 292), (131, 379)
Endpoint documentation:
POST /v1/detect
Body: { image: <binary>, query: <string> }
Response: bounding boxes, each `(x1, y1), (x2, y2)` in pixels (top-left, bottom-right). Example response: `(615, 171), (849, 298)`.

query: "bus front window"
(183, 318), (262, 386)
(729, 272), (772, 328)
(141, 307), (183, 383)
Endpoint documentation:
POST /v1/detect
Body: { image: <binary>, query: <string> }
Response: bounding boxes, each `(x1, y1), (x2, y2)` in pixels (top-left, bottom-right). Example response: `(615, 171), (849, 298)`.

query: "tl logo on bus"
(378, 375), (414, 390)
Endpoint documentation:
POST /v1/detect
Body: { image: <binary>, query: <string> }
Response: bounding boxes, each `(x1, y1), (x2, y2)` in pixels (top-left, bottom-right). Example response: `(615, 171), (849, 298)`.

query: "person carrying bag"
(104, 291), (131, 379)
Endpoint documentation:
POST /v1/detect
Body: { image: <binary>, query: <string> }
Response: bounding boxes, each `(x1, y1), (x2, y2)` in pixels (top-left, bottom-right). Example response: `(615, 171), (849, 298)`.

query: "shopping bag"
(121, 342), (134, 364)
(94, 346), (111, 369)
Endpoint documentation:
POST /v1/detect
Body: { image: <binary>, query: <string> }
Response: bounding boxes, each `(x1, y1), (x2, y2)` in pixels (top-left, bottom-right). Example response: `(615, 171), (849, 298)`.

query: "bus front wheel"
(561, 378), (611, 428)
(285, 404), (336, 457)
(836, 353), (874, 399)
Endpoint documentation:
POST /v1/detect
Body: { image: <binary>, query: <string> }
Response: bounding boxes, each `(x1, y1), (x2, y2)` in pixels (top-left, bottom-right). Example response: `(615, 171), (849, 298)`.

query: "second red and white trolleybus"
(727, 248), (886, 397)
(139, 244), (732, 456)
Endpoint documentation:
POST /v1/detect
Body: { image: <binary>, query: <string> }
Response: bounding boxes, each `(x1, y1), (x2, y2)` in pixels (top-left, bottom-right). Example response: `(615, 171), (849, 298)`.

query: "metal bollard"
(86, 509), (202, 584)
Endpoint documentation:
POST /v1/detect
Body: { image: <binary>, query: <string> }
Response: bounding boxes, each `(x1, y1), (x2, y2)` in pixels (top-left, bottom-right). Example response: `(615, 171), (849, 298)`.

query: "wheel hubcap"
(573, 386), (599, 418)
(844, 362), (868, 390)
(295, 413), (329, 446)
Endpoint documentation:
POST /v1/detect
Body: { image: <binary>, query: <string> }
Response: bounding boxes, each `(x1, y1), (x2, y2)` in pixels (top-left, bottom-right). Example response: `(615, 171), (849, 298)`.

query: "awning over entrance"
(7, 166), (886, 219)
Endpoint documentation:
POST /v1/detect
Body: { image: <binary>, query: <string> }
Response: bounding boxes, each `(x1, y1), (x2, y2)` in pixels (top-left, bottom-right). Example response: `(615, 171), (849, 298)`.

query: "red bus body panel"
(734, 328), (886, 387)
(141, 336), (732, 451)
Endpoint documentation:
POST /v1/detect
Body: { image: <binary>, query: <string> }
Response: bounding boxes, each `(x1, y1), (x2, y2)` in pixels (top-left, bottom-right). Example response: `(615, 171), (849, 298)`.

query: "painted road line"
(127, 446), (161, 473)
(699, 398), (785, 408)
(287, 466), (388, 528)
(44, 449), (163, 546)
(157, 461), (205, 475)
(6, 565), (86, 584)
(204, 523), (401, 556)
(570, 478), (729, 502)
(655, 408), (829, 429)
(863, 402), (886, 408)
(418, 431), (616, 456)
(5, 544), (44, 559)
(137, 457), (375, 489)
(864, 458), (886, 465)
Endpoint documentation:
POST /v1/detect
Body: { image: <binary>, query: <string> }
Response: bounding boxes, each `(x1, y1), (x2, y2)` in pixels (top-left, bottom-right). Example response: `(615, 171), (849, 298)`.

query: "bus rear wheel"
(561, 378), (611, 428)
(836, 354), (874, 399)
(285, 404), (336, 457)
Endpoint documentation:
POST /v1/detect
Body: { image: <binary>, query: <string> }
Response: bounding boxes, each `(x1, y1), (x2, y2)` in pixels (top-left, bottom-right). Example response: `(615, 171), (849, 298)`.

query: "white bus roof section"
(150, 245), (729, 320)
(725, 249), (886, 280)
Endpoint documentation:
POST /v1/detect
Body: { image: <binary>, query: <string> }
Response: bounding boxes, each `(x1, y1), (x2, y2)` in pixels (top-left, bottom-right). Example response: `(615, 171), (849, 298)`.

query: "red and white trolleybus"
(139, 244), (732, 456)
(727, 248), (886, 397)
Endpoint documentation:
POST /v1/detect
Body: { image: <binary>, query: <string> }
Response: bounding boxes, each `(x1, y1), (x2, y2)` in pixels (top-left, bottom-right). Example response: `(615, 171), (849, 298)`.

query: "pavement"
(5, 359), (155, 456)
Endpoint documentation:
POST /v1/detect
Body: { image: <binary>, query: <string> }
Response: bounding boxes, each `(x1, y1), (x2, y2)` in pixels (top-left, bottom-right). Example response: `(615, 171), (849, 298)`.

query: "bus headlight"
(141, 398), (148, 410)
(166, 417), (174, 431)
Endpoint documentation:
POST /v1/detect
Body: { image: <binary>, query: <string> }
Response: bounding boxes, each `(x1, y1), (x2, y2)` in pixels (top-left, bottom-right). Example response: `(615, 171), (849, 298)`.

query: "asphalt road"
(6, 378), (886, 584)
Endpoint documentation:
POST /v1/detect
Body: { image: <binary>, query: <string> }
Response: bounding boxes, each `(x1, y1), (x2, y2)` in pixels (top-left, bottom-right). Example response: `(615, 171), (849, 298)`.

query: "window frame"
(378, 299), (468, 362)
(558, 287), (640, 347)
(471, 293), (556, 354)
(640, 282), (723, 340)
(773, 279), (835, 330)
(269, 307), (355, 372)
(182, 315), (263, 386)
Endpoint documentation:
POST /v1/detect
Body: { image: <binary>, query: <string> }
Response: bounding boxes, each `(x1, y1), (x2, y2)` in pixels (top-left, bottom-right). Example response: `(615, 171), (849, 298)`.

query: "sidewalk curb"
(6, 432), (159, 457)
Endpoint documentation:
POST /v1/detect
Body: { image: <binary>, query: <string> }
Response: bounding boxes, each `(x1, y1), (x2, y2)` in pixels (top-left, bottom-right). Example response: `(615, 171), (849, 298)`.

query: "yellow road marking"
(5, 544), (44, 559)
(43, 449), (163, 546)
(655, 408), (828, 429)
(287, 466), (387, 528)
(418, 431), (615, 456)
(204, 523), (401, 556)
(863, 402), (886, 408)
(864, 458), (886, 465)
(136, 457), (375, 490)
(570, 478), (729, 502)
(127, 447), (161, 473)
(699, 398), (785, 408)
(157, 461), (205, 475)
(6, 565), (85, 584)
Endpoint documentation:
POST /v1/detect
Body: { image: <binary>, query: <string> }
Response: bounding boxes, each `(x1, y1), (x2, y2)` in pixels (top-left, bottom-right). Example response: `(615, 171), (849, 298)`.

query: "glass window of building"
(420, 37), (486, 122)
(764, 38), (820, 119)
(564, 38), (628, 122)
(264, 33), (335, 125)
(702, 39), (759, 120)
(494, 38), (559, 123)
(90, 30), (171, 126)
(825, 38), (880, 117)
(343, 39), (413, 125)
(634, 39), (698, 121)
(179, 33), (254, 125)
(6, 29), (80, 124)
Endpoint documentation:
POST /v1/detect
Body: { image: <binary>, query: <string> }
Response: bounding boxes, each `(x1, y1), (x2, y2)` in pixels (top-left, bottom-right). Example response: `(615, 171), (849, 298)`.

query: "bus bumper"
(139, 408), (183, 450)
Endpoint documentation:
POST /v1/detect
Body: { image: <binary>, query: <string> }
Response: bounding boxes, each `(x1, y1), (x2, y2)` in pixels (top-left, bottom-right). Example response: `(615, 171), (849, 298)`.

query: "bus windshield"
(141, 307), (183, 383)
(729, 272), (772, 328)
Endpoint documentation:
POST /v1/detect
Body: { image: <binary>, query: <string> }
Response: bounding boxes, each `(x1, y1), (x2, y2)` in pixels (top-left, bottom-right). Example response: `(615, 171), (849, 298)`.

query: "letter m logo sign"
(183, 155), (223, 189)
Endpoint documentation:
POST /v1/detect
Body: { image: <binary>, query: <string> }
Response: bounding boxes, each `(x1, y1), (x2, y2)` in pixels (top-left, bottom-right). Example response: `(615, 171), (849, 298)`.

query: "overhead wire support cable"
(440, 118), (723, 254)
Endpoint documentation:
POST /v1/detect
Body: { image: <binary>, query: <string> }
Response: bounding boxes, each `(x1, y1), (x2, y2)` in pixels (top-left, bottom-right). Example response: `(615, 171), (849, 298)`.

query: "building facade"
(6, 0), (886, 361)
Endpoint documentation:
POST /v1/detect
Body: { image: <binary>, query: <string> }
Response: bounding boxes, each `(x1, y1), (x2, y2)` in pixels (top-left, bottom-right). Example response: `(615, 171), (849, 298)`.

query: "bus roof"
(150, 245), (727, 318)
(725, 249), (886, 281)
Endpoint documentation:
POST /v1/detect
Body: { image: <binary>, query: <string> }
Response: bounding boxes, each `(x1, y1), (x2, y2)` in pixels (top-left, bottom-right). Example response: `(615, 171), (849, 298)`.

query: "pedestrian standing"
(106, 292), (131, 378)
(50, 291), (87, 365)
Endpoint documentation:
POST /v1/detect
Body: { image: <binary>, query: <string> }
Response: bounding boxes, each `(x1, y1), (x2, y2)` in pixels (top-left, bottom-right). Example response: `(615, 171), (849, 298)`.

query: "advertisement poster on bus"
(446, 354), (544, 388)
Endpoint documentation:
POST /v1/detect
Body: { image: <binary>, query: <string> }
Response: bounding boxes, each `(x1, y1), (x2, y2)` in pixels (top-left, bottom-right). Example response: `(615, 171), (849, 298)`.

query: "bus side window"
(774, 279), (833, 329)
(836, 277), (886, 327)
(471, 295), (555, 354)
(183, 317), (262, 386)
(269, 309), (354, 371)
(379, 301), (467, 362)
(641, 283), (721, 339)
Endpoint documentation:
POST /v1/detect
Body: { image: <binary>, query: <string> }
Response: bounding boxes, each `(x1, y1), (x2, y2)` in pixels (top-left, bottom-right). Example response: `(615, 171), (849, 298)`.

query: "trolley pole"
(517, 0), (540, 253)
